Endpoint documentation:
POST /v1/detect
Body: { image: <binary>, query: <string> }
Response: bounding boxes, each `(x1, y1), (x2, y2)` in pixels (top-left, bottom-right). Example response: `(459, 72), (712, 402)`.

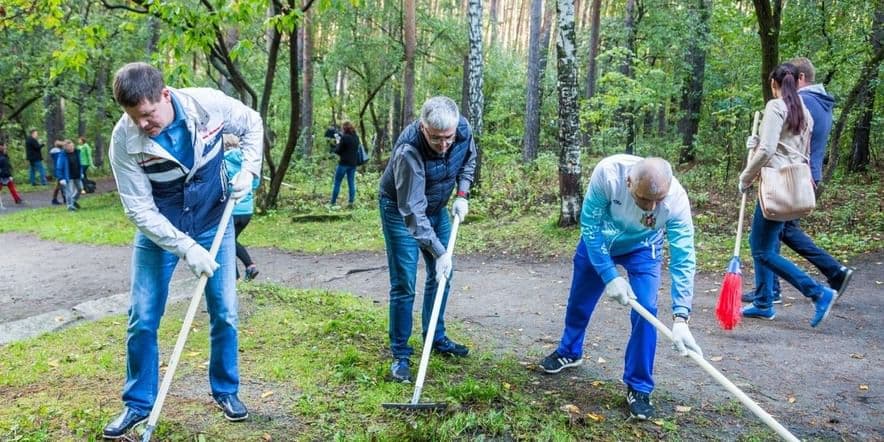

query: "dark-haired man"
(103, 62), (263, 439)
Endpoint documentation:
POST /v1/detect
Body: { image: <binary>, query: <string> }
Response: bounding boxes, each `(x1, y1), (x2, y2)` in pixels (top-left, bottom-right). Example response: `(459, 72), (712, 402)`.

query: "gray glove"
(435, 252), (452, 282)
(184, 244), (219, 278)
(671, 321), (703, 357)
(745, 135), (759, 150)
(229, 171), (253, 200)
(604, 276), (636, 306)
(452, 197), (469, 222)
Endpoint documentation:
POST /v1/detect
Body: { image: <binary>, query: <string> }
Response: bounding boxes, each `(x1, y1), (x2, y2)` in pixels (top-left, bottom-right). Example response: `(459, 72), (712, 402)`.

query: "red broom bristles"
(716, 272), (743, 330)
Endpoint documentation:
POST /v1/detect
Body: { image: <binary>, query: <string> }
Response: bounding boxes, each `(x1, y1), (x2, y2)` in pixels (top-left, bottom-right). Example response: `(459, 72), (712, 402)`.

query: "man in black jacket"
(25, 129), (47, 186)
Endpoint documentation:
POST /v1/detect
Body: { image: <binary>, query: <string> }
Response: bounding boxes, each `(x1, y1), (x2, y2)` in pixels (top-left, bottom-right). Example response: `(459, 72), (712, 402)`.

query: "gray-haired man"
(378, 96), (477, 382)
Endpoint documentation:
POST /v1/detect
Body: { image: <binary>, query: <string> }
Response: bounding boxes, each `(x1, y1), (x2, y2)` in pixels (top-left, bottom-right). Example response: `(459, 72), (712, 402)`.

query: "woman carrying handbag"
(738, 62), (837, 328)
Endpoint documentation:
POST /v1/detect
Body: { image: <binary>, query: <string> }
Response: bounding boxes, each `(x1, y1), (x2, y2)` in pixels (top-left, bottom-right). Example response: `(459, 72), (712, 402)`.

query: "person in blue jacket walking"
(224, 134), (261, 281)
(741, 57), (854, 306)
(540, 155), (703, 421)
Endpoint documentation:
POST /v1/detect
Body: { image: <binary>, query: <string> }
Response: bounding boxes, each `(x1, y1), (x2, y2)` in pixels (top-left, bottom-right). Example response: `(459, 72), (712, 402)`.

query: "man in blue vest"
(379, 96), (477, 382)
(103, 63), (263, 439)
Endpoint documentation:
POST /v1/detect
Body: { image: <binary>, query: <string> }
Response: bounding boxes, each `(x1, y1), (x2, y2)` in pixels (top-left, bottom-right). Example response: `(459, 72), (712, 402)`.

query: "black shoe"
(830, 267), (855, 299)
(74, 202), (81, 209)
(244, 265), (260, 281)
(626, 386), (655, 420)
(539, 350), (583, 374)
(390, 358), (411, 383)
(214, 393), (249, 421)
(742, 289), (781, 304)
(432, 336), (469, 357)
(51, 199), (61, 205)
(102, 407), (148, 439)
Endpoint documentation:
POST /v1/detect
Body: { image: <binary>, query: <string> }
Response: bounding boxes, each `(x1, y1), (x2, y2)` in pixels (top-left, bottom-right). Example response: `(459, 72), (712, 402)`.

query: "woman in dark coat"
(330, 121), (360, 207)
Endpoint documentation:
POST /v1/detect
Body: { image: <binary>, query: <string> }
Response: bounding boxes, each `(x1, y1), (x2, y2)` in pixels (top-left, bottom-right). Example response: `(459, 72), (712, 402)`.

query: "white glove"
(434, 252), (453, 282)
(59, 179), (67, 187)
(671, 321), (703, 357)
(184, 244), (219, 278)
(604, 276), (636, 306)
(452, 197), (469, 222)
(738, 182), (747, 193)
(229, 171), (253, 200)
(745, 135), (759, 150)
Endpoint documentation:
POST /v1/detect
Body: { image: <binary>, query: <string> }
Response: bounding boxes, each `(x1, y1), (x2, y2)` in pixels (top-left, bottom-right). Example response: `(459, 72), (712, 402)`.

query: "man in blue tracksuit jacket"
(103, 63), (263, 438)
(742, 57), (854, 305)
(540, 155), (703, 421)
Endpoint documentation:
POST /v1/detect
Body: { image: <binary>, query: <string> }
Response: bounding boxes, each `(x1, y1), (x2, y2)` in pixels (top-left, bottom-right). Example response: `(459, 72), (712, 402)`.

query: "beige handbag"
(757, 142), (816, 221)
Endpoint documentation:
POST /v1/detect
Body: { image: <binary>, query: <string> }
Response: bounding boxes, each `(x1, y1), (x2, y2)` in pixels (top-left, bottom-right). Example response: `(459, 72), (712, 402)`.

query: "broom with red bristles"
(715, 111), (761, 330)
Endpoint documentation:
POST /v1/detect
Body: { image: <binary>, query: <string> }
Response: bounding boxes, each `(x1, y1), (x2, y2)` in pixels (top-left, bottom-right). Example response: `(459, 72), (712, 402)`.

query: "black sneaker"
(742, 289), (781, 304)
(432, 336), (469, 357)
(74, 202), (81, 209)
(830, 267), (855, 299)
(626, 386), (655, 420)
(102, 407), (149, 439)
(390, 358), (411, 383)
(214, 393), (249, 421)
(244, 265), (260, 281)
(539, 350), (583, 374)
(51, 199), (61, 205)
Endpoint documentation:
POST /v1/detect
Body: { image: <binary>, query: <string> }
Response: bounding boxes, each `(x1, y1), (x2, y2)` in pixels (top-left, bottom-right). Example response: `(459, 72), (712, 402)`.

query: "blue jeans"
(331, 164), (356, 205)
(765, 219), (843, 295)
(557, 238), (662, 394)
(29, 160), (47, 185)
(379, 196), (452, 359)
(750, 202), (827, 308)
(123, 223), (239, 413)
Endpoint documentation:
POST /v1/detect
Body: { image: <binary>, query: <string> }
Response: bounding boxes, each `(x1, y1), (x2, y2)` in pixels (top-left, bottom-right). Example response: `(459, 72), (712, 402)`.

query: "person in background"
(539, 155), (702, 421)
(223, 134), (261, 281)
(329, 120), (360, 208)
(0, 141), (24, 204)
(740, 62), (837, 327)
(55, 140), (83, 212)
(378, 96), (476, 383)
(77, 136), (94, 183)
(25, 129), (47, 186)
(50, 140), (67, 206)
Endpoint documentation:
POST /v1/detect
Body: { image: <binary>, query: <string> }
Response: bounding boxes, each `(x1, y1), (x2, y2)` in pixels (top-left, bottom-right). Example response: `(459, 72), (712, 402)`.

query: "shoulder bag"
(757, 141), (816, 221)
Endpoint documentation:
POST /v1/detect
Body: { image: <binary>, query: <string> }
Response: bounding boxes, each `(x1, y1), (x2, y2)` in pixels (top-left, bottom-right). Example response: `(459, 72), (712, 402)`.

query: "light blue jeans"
(122, 223), (239, 413)
(379, 196), (452, 359)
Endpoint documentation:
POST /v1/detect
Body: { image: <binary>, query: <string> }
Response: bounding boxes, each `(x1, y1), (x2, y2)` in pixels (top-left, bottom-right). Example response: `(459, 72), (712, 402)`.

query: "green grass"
(0, 283), (765, 441)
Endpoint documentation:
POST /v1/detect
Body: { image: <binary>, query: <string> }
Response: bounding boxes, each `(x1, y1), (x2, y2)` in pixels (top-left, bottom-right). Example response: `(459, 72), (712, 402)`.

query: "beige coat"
(740, 98), (813, 189)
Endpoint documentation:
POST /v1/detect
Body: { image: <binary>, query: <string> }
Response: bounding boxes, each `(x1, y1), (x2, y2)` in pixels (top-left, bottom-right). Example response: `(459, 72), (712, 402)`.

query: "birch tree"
(556, 0), (582, 227)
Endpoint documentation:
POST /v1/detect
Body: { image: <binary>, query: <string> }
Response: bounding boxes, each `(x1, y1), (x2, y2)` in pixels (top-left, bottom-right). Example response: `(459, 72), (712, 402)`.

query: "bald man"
(539, 154), (701, 420)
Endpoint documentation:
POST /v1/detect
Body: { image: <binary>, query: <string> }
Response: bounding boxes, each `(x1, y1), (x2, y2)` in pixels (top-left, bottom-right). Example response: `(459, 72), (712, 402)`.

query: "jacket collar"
(123, 87), (211, 156)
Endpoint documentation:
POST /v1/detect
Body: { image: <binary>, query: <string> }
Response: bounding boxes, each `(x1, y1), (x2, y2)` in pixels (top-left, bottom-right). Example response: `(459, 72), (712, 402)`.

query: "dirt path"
(2, 180), (882, 440)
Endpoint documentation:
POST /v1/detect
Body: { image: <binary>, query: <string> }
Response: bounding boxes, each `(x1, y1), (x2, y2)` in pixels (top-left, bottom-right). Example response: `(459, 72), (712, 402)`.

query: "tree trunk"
(402, 0), (416, 126)
(752, 0), (783, 101)
(582, 0), (601, 150)
(620, 0), (636, 154)
(467, 0), (484, 185)
(677, 0), (710, 164)
(461, 55), (470, 119)
(556, 0), (582, 227)
(93, 63), (108, 167)
(848, 2), (882, 173)
(301, 0), (314, 157)
(259, 0), (283, 186)
(522, 0), (544, 162)
(146, 16), (160, 56)
(44, 94), (64, 176)
(538, 0), (556, 84)
(820, 45), (884, 188)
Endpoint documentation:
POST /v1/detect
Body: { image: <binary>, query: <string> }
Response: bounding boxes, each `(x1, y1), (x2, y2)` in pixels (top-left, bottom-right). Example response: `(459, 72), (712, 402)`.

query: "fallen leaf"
(48, 360), (59, 368)
(502, 382), (512, 390)
(262, 434), (272, 441)
(787, 396), (796, 403)
(591, 380), (605, 387)
(586, 412), (604, 422)
(675, 405), (692, 413)
(859, 385), (869, 391)
(187, 351), (200, 357)
(560, 404), (581, 414)
(850, 353), (865, 359)
(54, 316), (65, 323)
(261, 390), (274, 399)
(597, 357), (607, 364)
(652, 419), (666, 426)
(783, 303), (793, 307)
(709, 356), (723, 362)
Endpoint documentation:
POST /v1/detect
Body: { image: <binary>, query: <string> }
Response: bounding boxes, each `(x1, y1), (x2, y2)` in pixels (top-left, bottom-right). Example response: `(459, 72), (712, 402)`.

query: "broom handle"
(733, 111), (762, 258)
(410, 215), (461, 404)
(142, 197), (236, 441)
(626, 298), (799, 442)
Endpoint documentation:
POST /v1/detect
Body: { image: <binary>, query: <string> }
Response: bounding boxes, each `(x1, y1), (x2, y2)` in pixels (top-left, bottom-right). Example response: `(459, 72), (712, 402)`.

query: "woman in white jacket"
(739, 62), (837, 327)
